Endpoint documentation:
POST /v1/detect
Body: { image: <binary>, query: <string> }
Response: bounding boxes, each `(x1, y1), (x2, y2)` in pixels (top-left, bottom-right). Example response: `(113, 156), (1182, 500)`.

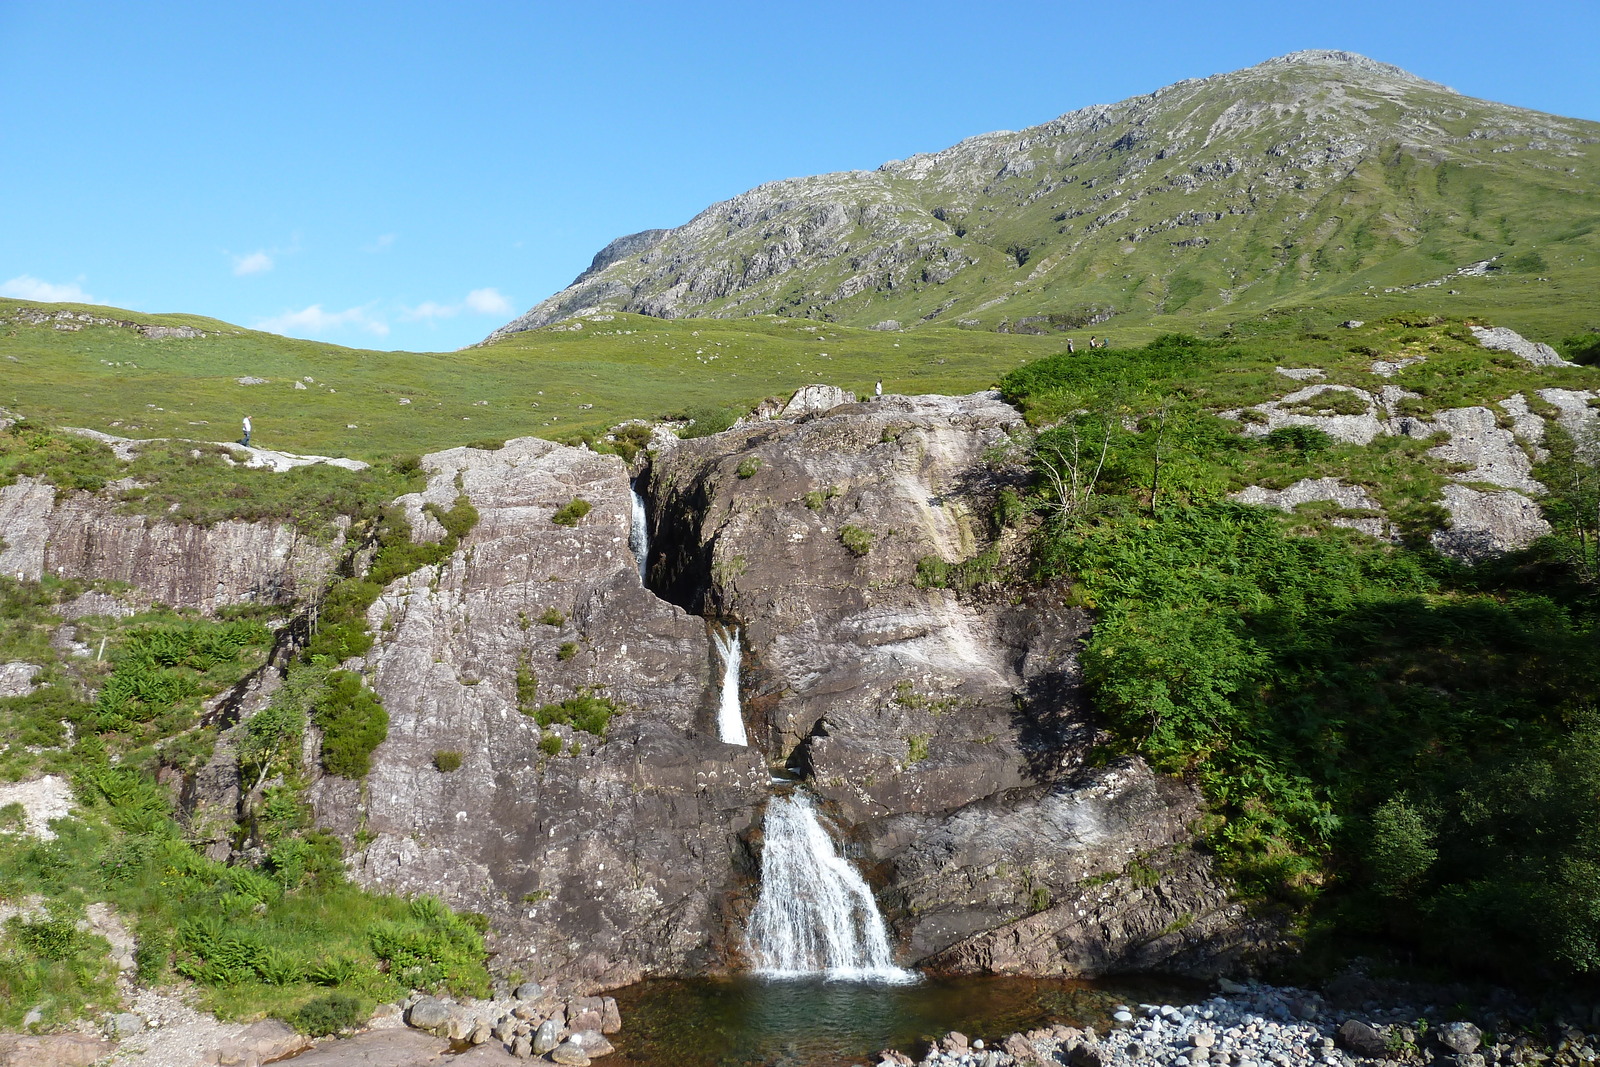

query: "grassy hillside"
(6, 279), (1597, 466)
(989, 314), (1600, 982)
(1, 304), (1066, 460)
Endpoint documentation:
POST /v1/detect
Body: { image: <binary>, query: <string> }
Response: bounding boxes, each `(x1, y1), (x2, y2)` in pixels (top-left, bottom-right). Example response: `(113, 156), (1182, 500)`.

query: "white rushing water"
(746, 792), (916, 983)
(628, 484), (650, 585)
(710, 626), (749, 746)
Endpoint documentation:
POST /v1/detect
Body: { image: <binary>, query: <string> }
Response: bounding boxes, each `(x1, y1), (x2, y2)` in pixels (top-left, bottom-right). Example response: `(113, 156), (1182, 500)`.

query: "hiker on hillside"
(875, 380), (883, 396)
(1067, 338), (1075, 353)
(241, 415), (252, 447)
(1088, 336), (1098, 349)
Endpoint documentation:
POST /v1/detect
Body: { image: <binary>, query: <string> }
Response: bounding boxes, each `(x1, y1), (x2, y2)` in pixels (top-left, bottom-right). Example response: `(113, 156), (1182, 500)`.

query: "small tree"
(1033, 408), (1117, 518)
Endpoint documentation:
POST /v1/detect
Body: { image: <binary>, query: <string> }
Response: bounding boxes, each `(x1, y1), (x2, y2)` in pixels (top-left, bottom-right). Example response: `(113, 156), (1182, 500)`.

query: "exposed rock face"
(1426, 407), (1542, 492)
(1230, 479), (1392, 539)
(0, 476), (338, 613)
(325, 438), (768, 990)
(646, 392), (1239, 970)
(1431, 484), (1552, 560)
(0, 662), (41, 699)
(317, 394), (1255, 989)
(887, 759), (1268, 976)
(1471, 325), (1576, 368)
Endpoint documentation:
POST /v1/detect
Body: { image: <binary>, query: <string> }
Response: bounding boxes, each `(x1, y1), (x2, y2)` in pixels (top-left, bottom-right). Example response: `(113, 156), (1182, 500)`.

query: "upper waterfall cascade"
(628, 483), (650, 585)
(711, 626), (749, 747)
(746, 792), (916, 983)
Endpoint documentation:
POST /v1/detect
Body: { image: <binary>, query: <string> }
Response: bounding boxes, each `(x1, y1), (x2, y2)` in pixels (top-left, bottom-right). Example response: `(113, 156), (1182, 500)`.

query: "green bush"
(993, 487), (1025, 530)
(803, 487), (836, 510)
(538, 734), (563, 757)
(287, 992), (367, 1036)
(538, 607), (566, 626)
(678, 405), (741, 439)
(1560, 333), (1600, 366)
(313, 671), (388, 779)
(736, 456), (761, 478)
(535, 688), (617, 737)
(432, 750), (462, 773)
(551, 498), (591, 526)
(515, 653), (539, 712)
(1262, 425), (1334, 454)
(839, 524), (874, 556)
(556, 642), (578, 662)
(916, 548), (1002, 591)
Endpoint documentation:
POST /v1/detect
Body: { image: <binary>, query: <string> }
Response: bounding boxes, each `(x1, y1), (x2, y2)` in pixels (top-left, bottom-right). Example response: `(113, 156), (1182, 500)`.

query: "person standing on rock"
(875, 380), (883, 396)
(241, 415), (252, 447)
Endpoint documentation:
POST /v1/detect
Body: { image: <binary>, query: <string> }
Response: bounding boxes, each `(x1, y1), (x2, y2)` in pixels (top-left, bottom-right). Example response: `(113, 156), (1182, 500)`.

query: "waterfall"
(710, 626), (748, 746)
(746, 792), (915, 983)
(628, 482), (649, 585)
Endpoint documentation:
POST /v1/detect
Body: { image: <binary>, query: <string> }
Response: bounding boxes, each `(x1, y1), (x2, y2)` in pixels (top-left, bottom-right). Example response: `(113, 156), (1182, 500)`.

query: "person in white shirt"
(241, 415), (252, 447)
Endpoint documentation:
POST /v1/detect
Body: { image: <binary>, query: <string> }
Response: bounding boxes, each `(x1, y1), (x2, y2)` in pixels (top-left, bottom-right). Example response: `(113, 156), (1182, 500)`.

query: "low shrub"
(286, 992), (367, 1036)
(839, 524), (875, 556)
(535, 688), (617, 737)
(551, 498), (591, 526)
(433, 750), (462, 773)
(677, 405), (741, 439)
(313, 671), (388, 779)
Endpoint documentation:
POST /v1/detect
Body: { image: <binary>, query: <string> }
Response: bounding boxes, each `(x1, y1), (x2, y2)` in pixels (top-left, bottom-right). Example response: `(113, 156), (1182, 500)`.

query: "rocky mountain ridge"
(488, 50), (1600, 339)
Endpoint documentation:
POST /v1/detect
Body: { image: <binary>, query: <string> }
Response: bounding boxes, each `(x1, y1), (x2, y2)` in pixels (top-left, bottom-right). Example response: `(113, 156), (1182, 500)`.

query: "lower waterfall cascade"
(710, 625), (749, 747)
(745, 791), (916, 983)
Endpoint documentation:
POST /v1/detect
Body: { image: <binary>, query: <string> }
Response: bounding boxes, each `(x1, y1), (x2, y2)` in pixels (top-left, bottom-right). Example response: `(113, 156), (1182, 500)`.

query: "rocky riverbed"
(869, 980), (1600, 1067)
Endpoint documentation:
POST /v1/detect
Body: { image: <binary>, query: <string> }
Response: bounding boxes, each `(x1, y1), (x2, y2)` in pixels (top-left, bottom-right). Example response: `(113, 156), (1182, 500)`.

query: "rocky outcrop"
(1229, 479), (1392, 539)
(1471, 325), (1576, 368)
(888, 759), (1268, 976)
(0, 476), (339, 612)
(0, 661), (41, 698)
(325, 438), (768, 990)
(313, 393), (1256, 989)
(647, 392), (1242, 970)
(1430, 485), (1552, 560)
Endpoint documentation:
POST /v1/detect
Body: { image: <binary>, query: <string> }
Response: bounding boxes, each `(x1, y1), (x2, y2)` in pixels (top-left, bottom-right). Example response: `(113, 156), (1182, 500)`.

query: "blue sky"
(3, 0), (1597, 352)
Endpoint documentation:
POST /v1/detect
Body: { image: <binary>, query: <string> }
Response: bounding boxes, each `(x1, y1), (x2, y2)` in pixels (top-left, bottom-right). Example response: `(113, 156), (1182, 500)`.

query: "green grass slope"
(1, 304), (1065, 460)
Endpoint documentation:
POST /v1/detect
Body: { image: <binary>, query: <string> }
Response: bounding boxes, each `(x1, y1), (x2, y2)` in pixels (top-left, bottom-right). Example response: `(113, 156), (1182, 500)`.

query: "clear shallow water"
(606, 974), (1204, 1067)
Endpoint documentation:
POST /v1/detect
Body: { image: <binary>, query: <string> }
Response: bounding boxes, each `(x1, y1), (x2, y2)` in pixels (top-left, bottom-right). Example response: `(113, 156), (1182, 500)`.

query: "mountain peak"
(486, 52), (1594, 342)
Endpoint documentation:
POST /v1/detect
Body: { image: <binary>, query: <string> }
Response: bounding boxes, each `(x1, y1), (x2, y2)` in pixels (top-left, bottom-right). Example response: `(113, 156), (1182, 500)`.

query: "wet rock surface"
(648, 392), (1246, 972)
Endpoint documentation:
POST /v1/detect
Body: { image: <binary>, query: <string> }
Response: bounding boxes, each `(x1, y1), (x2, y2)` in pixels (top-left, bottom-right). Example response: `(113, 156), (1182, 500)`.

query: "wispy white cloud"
(465, 287), (512, 315)
(0, 274), (94, 303)
(400, 287), (513, 322)
(364, 233), (396, 253)
(232, 250), (274, 276)
(400, 300), (457, 322)
(255, 304), (389, 339)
